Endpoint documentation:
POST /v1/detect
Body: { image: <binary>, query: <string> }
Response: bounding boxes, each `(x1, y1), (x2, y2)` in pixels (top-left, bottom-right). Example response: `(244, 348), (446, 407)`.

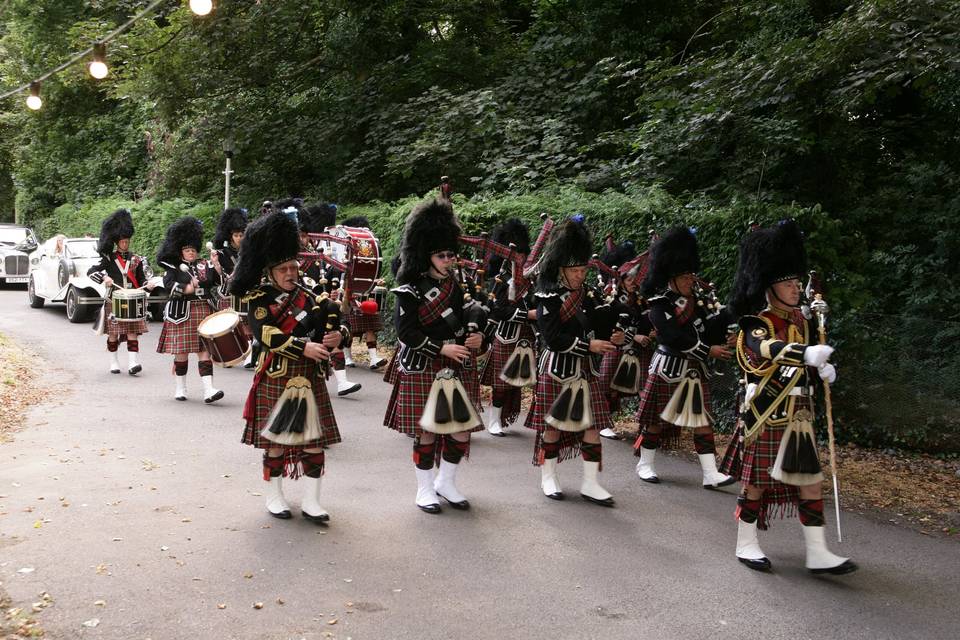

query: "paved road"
(0, 287), (956, 640)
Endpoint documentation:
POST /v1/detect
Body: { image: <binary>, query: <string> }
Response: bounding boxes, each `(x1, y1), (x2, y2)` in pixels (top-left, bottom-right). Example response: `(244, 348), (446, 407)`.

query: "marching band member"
(339, 215), (389, 370)
(88, 208), (152, 375)
(479, 218), (536, 436)
(297, 202), (362, 397)
(155, 217), (223, 403)
(525, 217), (623, 505)
(596, 240), (655, 439)
(632, 227), (735, 488)
(383, 197), (485, 514)
(230, 212), (343, 523)
(721, 220), (855, 574)
(211, 207), (252, 366)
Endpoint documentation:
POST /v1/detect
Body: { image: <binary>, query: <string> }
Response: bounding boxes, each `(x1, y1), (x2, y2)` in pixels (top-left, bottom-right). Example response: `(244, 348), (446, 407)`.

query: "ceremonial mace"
(806, 271), (842, 542)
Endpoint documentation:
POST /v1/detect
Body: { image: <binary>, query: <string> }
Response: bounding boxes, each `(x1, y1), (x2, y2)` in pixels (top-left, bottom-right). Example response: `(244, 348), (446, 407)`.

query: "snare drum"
(323, 225), (381, 295)
(111, 288), (147, 322)
(197, 310), (250, 367)
(228, 294), (249, 317)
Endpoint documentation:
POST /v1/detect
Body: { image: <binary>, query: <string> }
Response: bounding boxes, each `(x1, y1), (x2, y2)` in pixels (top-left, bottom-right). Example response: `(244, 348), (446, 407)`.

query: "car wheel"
(28, 275), (45, 308)
(65, 287), (89, 323)
(57, 262), (70, 289)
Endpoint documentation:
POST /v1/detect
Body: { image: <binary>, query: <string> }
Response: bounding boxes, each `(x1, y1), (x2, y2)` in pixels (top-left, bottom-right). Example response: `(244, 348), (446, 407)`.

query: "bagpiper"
(631, 227), (735, 488)
(87, 208), (154, 375)
(720, 220), (855, 574)
(339, 214), (389, 371)
(479, 218), (536, 436)
(383, 196), (486, 513)
(230, 212), (344, 523)
(524, 217), (623, 505)
(596, 239), (655, 440)
(155, 216), (223, 403)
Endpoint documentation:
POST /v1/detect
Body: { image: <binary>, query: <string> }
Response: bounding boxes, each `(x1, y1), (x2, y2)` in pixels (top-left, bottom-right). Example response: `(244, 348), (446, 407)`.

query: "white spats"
(580, 460), (614, 506)
(343, 349), (355, 367)
(699, 453), (735, 488)
(264, 476), (291, 518)
(736, 520), (769, 561)
(540, 457), (563, 499)
(434, 459), (469, 509)
(300, 476), (329, 522)
(367, 347), (387, 369)
(201, 375), (224, 404)
(415, 467), (441, 513)
(333, 368), (361, 396)
(485, 405), (504, 436)
(174, 375), (188, 401)
(802, 525), (856, 573)
(127, 351), (141, 375)
(635, 447), (659, 483)
(110, 351), (121, 374)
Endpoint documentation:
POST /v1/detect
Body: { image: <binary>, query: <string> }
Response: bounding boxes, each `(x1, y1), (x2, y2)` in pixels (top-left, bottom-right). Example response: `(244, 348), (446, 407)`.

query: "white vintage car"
(27, 236), (167, 323)
(0, 223), (38, 285)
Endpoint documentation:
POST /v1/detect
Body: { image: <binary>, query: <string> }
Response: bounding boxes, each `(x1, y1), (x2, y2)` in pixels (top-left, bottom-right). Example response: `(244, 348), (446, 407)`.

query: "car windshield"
(0, 228), (29, 245)
(65, 240), (100, 258)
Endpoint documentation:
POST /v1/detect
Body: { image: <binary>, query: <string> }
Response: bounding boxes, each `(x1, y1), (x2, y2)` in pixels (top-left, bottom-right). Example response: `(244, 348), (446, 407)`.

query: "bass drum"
(323, 225), (381, 296)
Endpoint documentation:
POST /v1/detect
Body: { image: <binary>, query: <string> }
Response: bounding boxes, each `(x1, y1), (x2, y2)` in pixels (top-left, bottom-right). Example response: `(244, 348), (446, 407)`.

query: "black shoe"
(243, 360), (255, 369)
(175, 396), (187, 402)
(370, 358), (388, 370)
(337, 383), (362, 397)
(639, 475), (661, 484)
(436, 492), (470, 510)
(302, 511), (330, 524)
(810, 560), (858, 576)
(204, 390), (225, 404)
(345, 362), (356, 368)
(268, 509), (292, 520)
(128, 365), (142, 376)
(738, 556), (773, 572)
(417, 503), (442, 514)
(544, 491), (565, 501)
(581, 494), (615, 507)
(704, 476), (738, 490)
(110, 368), (121, 374)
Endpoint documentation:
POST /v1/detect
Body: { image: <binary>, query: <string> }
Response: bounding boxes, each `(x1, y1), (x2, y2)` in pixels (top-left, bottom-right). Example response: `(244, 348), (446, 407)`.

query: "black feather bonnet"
(641, 226), (700, 297)
(213, 208), (248, 249)
(489, 217), (531, 274)
(396, 197), (461, 285)
(728, 219), (807, 317)
(341, 215), (370, 228)
(537, 217), (593, 290)
(229, 213), (301, 296)
(97, 208), (135, 255)
(156, 216), (203, 267)
(299, 203), (337, 234)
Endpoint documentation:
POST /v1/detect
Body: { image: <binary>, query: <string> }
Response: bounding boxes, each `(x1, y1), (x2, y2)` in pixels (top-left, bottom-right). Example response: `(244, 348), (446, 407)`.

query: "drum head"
(198, 310), (240, 338)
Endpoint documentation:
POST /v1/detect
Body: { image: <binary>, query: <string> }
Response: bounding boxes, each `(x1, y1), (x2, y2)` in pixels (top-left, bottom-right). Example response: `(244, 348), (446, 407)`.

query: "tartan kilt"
(479, 326), (536, 390)
(156, 303), (211, 355)
(382, 347), (399, 385)
(349, 308), (384, 335)
(242, 358), (341, 450)
(633, 363), (714, 451)
(103, 301), (148, 341)
(384, 355), (483, 436)
(524, 365), (613, 434)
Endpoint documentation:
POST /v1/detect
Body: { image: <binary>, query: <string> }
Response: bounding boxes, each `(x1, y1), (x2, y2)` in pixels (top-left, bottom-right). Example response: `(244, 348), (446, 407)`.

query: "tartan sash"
(418, 277), (455, 325)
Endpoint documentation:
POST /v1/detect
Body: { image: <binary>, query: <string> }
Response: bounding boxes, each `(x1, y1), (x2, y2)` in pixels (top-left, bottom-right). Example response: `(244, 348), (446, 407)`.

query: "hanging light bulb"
(26, 82), (42, 110)
(89, 42), (109, 80)
(189, 0), (213, 16)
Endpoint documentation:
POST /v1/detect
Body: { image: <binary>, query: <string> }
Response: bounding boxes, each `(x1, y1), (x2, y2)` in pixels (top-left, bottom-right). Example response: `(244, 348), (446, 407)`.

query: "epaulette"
(242, 285), (274, 303)
(739, 314), (774, 340)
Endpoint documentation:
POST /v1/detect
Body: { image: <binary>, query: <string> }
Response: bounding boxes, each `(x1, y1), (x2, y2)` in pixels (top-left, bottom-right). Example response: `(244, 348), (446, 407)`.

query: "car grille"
(4, 255), (28, 275)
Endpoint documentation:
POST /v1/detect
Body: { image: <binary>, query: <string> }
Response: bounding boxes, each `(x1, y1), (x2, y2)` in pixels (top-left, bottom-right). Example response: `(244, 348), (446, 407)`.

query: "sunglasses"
(432, 251), (457, 260)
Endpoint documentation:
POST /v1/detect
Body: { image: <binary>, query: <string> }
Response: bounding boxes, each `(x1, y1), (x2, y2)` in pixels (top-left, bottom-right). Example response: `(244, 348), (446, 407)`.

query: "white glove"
(818, 363), (836, 384)
(803, 344), (834, 368)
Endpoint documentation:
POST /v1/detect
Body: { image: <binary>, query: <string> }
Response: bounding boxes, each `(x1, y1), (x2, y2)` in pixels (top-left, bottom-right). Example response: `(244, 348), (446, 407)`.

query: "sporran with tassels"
(770, 406), (824, 486)
(420, 367), (482, 434)
(261, 376), (323, 445)
(545, 376), (592, 432)
(610, 347), (643, 394)
(500, 338), (537, 387)
(660, 368), (711, 428)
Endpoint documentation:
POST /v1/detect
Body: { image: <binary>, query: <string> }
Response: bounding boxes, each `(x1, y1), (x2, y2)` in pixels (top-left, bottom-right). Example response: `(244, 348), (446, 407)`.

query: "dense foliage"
(1, 0), (958, 450)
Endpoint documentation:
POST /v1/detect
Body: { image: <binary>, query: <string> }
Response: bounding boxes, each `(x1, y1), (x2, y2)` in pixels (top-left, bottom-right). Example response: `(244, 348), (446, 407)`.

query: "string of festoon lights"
(0, 0), (215, 109)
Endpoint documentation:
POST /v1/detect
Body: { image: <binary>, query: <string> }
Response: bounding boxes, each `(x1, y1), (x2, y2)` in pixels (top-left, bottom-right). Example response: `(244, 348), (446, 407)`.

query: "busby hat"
(299, 203), (337, 234)
(229, 213), (301, 296)
(489, 217), (531, 274)
(156, 216), (203, 267)
(641, 226), (700, 297)
(97, 208), (135, 255)
(396, 197), (461, 285)
(537, 218), (593, 289)
(601, 240), (636, 269)
(213, 208), (248, 249)
(729, 219), (807, 317)
(341, 215), (370, 228)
